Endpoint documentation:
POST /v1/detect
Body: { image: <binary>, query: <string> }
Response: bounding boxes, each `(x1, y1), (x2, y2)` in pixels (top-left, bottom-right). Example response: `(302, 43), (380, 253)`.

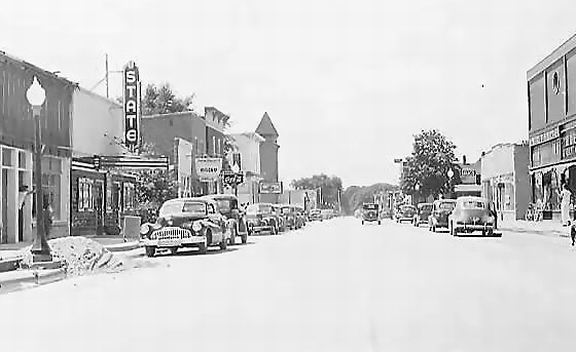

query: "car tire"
(362, 220), (364, 225)
(378, 220), (381, 225)
(241, 233), (248, 244)
(170, 247), (178, 255)
(450, 222), (457, 237)
(220, 236), (228, 251)
(145, 246), (156, 258)
(230, 227), (237, 245)
(432, 225), (436, 233)
(198, 242), (207, 254)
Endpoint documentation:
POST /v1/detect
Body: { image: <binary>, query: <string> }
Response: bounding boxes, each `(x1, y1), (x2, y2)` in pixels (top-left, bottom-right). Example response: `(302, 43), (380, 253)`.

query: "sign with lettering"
(223, 172), (244, 185)
(562, 129), (576, 159)
(529, 128), (559, 146)
(259, 181), (283, 194)
(195, 157), (222, 181)
(123, 61), (140, 151)
(459, 167), (478, 184)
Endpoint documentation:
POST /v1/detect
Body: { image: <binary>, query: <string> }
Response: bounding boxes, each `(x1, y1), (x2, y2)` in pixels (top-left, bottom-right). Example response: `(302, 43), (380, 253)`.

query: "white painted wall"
(231, 133), (263, 174)
(72, 88), (124, 157)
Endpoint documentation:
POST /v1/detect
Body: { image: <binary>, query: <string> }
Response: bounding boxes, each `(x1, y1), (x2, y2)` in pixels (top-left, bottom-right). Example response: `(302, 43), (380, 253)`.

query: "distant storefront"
(481, 143), (530, 221)
(453, 157), (481, 198)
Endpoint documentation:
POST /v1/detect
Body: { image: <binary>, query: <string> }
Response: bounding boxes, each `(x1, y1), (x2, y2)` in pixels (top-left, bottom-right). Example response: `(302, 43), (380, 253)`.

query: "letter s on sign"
(126, 70), (136, 83)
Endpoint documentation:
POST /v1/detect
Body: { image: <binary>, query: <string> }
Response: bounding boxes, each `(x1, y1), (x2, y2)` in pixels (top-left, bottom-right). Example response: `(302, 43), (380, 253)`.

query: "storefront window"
(33, 156), (62, 220)
(78, 178), (94, 211)
(123, 183), (135, 210)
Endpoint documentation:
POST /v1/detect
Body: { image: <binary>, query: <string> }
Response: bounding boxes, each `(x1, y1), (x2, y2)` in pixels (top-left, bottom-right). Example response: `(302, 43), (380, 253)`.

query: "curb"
(500, 227), (570, 238)
(104, 242), (141, 253)
(0, 267), (67, 294)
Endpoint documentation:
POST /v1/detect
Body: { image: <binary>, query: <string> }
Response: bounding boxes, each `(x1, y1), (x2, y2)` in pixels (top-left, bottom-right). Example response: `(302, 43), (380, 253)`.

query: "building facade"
(255, 112), (280, 203)
(141, 111), (207, 196)
(0, 52), (75, 243)
(229, 132), (264, 204)
(527, 33), (576, 220)
(204, 107), (229, 194)
(71, 88), (138, 236)
(453, 157), (482, 198)
(481, 143), (530, 221)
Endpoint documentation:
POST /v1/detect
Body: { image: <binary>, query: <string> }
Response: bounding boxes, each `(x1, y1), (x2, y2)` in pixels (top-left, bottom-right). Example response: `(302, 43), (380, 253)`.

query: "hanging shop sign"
(530, 128), (560, 146)
(562, 129), (576, 160)
(460, 167), (478, 184)
(259, 181), (283, 194)
(123, 61), (140, 151)
(195, 157), (222, 181)
(223, 172), (244, 186)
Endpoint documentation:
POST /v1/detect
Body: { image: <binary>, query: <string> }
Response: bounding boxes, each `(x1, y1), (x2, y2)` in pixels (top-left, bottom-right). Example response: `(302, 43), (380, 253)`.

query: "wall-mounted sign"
(223, 172), (244, 185)
(562, 129), (576, 160)
(529, 128), (559, 146)
(259, 181), (283, 194)
(460, 167), (477, 184)
(123, 61), (140, 151)
(195, 157), (222, 181)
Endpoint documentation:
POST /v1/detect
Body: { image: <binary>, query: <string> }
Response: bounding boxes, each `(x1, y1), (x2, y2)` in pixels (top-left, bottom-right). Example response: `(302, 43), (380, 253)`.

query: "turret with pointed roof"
(256, 113), (280, 202)
(255, 112), (279, 142)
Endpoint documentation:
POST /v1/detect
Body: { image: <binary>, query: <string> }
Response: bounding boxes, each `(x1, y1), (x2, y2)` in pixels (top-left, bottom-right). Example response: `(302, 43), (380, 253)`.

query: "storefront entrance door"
(1, 169), (8, 244)
(94, 180), (104, 235)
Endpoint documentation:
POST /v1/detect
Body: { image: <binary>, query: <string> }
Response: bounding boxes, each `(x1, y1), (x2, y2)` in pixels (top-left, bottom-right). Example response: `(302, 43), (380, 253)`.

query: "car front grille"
(153, 227), (192, 240)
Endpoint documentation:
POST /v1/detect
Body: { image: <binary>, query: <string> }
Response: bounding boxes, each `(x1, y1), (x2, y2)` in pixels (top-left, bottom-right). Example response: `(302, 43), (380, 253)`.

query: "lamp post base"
(31, 252), (53, 263)
(31, 236), (52, 263)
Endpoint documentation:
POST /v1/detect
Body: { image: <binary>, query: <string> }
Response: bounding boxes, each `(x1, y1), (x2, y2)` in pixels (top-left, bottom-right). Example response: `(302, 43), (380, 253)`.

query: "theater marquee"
(123, 61), (140, 151)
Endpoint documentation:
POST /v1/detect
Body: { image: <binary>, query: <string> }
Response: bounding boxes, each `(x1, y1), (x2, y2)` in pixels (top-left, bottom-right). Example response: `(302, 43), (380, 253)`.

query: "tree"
(342, 183), (398, 215)
(400, 130), (460, 200)
(291, 174), (343, 208)
(142, 83), (195, 115)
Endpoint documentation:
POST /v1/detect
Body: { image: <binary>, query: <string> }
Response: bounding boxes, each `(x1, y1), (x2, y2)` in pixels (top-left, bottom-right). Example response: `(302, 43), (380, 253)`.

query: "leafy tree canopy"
(142, 83), (195, 115)
(342, 183), (398, 215)
(400, 129), (460, 199)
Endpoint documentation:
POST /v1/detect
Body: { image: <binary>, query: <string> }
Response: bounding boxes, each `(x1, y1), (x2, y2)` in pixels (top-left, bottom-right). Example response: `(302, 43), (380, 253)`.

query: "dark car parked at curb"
(279, 204), (298, 230)
(395, 204), (417, 223)
(202, 194), (249, 245)
(140, 198), (231, 257)
(448, 196), (496, 237)
(428, 199), (457, 232)
(246, 203), (280, 235)
(361, 203), (381, 225)
(413, 203), (433, 227)
(309, 209), (323, 222)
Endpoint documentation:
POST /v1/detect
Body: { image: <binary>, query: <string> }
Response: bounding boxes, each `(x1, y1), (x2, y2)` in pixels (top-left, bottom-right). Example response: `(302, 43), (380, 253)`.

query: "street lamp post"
(447, 168), (455, 199)
(27, 76), (52, 262)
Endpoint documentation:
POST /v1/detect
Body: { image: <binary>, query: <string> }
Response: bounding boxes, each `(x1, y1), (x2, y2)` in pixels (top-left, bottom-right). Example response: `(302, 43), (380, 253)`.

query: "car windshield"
(401, 206), (415, 211)
(420, 205), (432, 211)
(439, 202), (456, 210)
(281, 207), (292, 214)
(461, 200), (486, 209)
(247, 204), (273, 215)
(363, 204), (378, 210)
(160, 201), (206, 216)
(215, 199), (235, 213)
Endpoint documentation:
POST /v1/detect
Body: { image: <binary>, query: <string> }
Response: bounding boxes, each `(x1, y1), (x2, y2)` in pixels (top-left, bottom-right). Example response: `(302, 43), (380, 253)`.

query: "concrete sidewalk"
(499, 219), (570, 238)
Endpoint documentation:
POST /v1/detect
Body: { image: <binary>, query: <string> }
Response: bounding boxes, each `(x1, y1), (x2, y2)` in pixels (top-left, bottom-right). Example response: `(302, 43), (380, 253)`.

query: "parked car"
(309, 209), (323, 222)
(361, 203), (381, 225)
(271, 204), (287, 232)
(380, 208), (392, 219)
(294, 206), (307, 227)
(448, 196), (495, 236)
(428, 199), (457, 232)
(395, 204), (417, 223)
(413, 203), (433, 227)
(202, 194), (248, 245)
(139, 197), (230, 257)
(321, 209), (334, 220)
(279, 204), (298, 230)
(245, 203), (280, 235)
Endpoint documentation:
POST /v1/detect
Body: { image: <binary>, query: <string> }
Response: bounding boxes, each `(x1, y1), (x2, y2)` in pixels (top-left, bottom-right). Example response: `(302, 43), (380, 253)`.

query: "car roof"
(457, 196), (487, 202)
(201, 194), (238, 201)
(163, 197), (214, 206)
(433, 199), (456, 204)
(418, 203), (432, 207)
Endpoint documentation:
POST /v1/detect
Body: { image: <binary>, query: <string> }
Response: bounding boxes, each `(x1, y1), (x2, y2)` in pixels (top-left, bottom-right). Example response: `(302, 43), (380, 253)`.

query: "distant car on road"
(448, 196), (495, 236)
(309, 209), (323, 222)
(428, 199), (457, 232)
(321, 209), (334, 220)
(413, 203), (433, 227)
(361, 203), (381, 225)
(140, 197), (230, 257)
(395, 204), (417, 223)
(245, 203), (279, 235)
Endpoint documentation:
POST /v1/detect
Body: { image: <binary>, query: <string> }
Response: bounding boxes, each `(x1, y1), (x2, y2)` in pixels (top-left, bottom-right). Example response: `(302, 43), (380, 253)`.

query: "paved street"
(2, 217), (576, 351)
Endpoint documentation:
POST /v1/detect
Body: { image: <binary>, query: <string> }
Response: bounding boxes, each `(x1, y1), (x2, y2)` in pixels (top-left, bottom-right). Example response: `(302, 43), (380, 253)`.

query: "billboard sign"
(259, 181), (283, 194)
(195, 157), (222, 181)
(123, 61), (140, 151)
(223, 172), (244, 185)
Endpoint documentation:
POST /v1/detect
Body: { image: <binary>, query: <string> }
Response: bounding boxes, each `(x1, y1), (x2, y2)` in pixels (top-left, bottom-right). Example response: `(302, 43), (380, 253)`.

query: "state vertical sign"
(123, 61), (140, 152)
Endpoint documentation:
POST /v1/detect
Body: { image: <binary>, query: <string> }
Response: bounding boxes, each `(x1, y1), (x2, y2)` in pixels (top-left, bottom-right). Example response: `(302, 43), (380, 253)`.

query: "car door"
(207, 204), (223, 243)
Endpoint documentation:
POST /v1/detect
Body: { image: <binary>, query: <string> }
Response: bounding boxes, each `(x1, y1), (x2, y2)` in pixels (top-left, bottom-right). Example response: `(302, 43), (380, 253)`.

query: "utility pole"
(105, 53), (109, 98)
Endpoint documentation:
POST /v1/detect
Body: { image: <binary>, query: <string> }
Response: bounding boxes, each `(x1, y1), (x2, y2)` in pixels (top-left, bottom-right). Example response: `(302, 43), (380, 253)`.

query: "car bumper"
(141, 236), (206, 248)
(455, 224), (494, 231)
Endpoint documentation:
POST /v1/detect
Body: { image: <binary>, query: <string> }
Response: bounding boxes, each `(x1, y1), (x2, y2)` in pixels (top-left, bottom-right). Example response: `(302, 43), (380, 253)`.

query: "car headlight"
(149, 232), (157, 240)
(167, 219), (174, 226)
(192, 221), (202, 232)
(140, 224), (150, 236)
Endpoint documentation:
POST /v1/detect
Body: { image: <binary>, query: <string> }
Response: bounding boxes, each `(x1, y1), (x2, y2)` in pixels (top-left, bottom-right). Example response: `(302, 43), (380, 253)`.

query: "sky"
(2, 0), (576, 187)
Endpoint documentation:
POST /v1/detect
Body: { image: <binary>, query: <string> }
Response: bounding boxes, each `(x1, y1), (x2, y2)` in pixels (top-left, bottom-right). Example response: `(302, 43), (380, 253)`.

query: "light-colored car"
(448, 196), (495, 236)
(395, 204), (417, 223)
(140, 198), (231, 257)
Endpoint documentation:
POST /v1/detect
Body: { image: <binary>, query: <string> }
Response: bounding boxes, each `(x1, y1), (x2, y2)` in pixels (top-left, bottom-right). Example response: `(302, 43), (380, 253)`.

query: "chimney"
(462, 155), (467, 165)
